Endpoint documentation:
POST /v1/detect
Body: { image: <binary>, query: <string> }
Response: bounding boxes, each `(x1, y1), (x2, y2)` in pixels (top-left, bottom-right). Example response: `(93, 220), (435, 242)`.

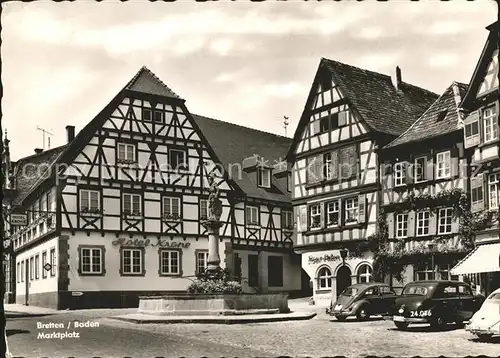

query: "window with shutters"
(246, 206), (259, 226)
(394, 162), (406, 187)
(344, 197), (359, 224)
(488, 174), (500, 210)
(79, 189), (100, 214)
(307, 155), (324, 184)
(414, 157), (427, 183)
(163, 196), (181, 221)
(326, 200), (340, 227)
(396, 213), (408, 238)
(338, 145), (357, 180)
(309, 204), (321, 229)
(436, 151), (451, 179)
(471, 175), (484, 213)
(117, 143), (136, 163)
(416, 211), (430, 236)
(323, 151), (338, 180)
(464, 121), (480, 147)
(483, 106), (498, 143)
(438, 207), (453, 234)
(257, 168), (271, 188)
(123, 193), (142, 216)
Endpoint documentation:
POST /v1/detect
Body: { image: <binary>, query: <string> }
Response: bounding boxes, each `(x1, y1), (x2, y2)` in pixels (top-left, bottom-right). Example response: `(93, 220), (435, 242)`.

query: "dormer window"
(258, 168), (271, 188)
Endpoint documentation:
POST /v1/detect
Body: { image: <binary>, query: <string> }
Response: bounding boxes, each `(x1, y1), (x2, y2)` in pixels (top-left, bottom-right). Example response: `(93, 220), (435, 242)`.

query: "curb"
(6, 312), (56, 318)
(111, 312), (317, 324)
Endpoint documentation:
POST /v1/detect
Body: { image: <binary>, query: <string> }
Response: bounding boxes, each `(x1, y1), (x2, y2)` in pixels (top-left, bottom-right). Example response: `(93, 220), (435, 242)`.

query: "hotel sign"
(112, 237), (191, 249)
(10, 214), (27, 226)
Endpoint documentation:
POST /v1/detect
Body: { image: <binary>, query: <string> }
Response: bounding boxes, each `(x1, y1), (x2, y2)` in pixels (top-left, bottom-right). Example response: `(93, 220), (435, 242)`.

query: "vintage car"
(465, 288), (500, 341)
(327, 282), (399, 321)
(390, 280), (484, 330)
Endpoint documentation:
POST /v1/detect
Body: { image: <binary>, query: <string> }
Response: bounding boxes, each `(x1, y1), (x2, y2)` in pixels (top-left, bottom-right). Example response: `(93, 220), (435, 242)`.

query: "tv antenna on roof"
(283, 116), (289, 137)
(37, 126), (53, 150)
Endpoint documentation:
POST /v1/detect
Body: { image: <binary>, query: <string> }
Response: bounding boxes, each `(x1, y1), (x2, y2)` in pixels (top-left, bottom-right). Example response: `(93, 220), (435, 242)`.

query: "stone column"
(202, 220), (223, 272)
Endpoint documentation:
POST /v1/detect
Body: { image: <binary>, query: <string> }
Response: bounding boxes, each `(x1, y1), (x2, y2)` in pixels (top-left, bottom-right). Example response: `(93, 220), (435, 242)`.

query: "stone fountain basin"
(138, 293), (289, 316)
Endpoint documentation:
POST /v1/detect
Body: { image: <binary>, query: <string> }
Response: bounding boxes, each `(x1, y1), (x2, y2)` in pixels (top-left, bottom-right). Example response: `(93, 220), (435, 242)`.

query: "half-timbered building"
(450, 21), (500, 295)
(287, 58), (438, 306)
(6, 66), (301, 309)
(380, 81), (470, 291)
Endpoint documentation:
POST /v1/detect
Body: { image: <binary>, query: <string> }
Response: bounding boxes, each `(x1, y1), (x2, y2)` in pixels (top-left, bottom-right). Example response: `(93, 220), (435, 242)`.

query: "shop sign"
(308, 253), (358, 265)
(10, 214), (27, 226)
(112, 237), (191, 249)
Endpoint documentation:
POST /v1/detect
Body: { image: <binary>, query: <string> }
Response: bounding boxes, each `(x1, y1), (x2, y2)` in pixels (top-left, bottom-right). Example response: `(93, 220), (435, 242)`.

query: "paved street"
(6, 309), (500, 357)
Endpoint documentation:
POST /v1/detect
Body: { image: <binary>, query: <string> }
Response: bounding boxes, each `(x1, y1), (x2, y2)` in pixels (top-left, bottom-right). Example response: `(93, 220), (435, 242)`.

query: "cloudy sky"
(2, 0), (497, 160)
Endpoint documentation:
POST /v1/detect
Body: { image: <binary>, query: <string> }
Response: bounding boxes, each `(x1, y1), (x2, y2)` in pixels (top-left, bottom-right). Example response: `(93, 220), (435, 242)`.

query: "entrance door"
(336, 265), (352, 297)
(25, 259), (29, 306)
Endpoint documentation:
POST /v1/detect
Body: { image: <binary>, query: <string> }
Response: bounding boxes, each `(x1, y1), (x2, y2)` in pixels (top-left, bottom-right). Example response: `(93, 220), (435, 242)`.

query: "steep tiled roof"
(192, 114), (292, 202)
(385, 82), (469, 148)
(125, 66), (182, 99)
(322, 59), (439, 136)
(11, 145), (67, 205)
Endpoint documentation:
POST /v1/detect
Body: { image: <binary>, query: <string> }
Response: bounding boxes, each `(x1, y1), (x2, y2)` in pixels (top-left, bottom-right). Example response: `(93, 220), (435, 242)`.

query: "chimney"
(34, 148), (43, 154)
(66, 125), (75, 143)
(393, 66), (402, 90)
(452, 82), (462, 107)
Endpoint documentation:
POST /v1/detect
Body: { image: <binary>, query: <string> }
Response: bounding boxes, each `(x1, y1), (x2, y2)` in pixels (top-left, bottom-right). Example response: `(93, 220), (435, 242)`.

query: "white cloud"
(357, 53), (401, 71)
(209, 38), (234, 56)
(263, 82), (307, 98)
(214, 72), (237, 83)
(428, 53), (459, 68)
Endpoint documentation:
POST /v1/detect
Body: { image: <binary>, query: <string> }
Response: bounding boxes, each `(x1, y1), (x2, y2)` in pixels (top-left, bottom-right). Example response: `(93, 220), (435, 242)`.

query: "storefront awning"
(451, 242), (500, 275)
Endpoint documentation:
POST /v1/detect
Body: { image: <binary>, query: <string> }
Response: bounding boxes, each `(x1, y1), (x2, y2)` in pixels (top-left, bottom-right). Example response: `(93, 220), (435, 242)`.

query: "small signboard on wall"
(10, 214), (27, 226)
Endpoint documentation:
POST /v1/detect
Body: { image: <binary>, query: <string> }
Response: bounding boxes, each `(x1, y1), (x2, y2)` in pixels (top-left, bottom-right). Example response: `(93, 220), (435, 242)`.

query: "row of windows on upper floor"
(463, 103), (498, 148)
(392, 207), (454, 239)
(300, 194), (366, 232)
(16, 248), (57, 283)
(78, 189), (295, 229)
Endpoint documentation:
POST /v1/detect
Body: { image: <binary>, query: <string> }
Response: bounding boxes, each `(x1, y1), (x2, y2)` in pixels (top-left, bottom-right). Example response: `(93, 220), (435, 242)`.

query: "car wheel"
(356, 306), (370, 321)
(335, 316), (347, 322)
(476, 334), (493, 342)
(394, 321), (409, 330)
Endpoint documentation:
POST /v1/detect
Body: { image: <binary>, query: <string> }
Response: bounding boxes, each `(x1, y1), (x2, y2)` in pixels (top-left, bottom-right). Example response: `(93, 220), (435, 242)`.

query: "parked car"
(390, 280), (484, 330)
(465, 288), (500, 341)
(327, 282), (399, 321)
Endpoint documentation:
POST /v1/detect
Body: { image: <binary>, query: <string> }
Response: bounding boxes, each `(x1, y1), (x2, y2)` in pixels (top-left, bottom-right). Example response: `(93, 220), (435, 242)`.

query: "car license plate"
(393, 316), (405, 322)
(334, 304), (342, 311)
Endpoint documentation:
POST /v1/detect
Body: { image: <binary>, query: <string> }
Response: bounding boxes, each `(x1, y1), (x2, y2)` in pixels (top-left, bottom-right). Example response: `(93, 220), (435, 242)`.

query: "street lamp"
(340, 248), (348, 266)
(427, 243), (437, 280)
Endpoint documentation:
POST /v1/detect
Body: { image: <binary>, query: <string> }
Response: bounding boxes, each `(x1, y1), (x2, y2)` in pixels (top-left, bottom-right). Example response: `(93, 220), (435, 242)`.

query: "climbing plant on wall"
(361, 188), (498, 282)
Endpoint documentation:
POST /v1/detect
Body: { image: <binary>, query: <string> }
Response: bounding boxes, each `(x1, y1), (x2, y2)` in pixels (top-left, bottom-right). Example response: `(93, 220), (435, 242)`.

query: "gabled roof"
(125, 66), (182, 99)
(321, 59), (439, 136)
(384, 82), (469, 148)
(193, 114), (292, 202)
(11, 145), (67, 206)
(461, 21), (499, 109)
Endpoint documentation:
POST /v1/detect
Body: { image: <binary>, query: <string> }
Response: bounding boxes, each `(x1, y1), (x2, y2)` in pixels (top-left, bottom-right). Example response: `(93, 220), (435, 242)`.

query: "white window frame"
(121, 248), (143, 275)
(143, 108), (152, 122)
(489, 173), (500, 210)
(414, 156), (427, 183)
(394, 162), (406, 187)
(258, 168), (271, 188)
(123, 193), (142, 216)
(344, 197), (359, 224)
(309, 204), (321, 229)
(80, 247), (103, 274)
(80, 189), (100, 213)
(416, 210), (430, 237)
(117, 143), (136, 162)
(200, 199), (208, 220)
(357, 264), (373, 283)
(35, 254), (40, 279)
(159, 250), (180, 275)
(246, 206), (259, 226)
(42, 251), (47, 279)
(281, 211), (293, 231)
(483, 106), (498, 143)
(49, 248), (56, 277)
(396, 213), (409, 238)
(324, 153), (333, 180)
(436, 151), (451, 179)
(196, 251), (209, 274)
(464, 121), (480, 146)
(163, 196), (181, 220)
(317, 266), (332, 290)
(326, 200), (340, 227)
(438, 207), (453, 234)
